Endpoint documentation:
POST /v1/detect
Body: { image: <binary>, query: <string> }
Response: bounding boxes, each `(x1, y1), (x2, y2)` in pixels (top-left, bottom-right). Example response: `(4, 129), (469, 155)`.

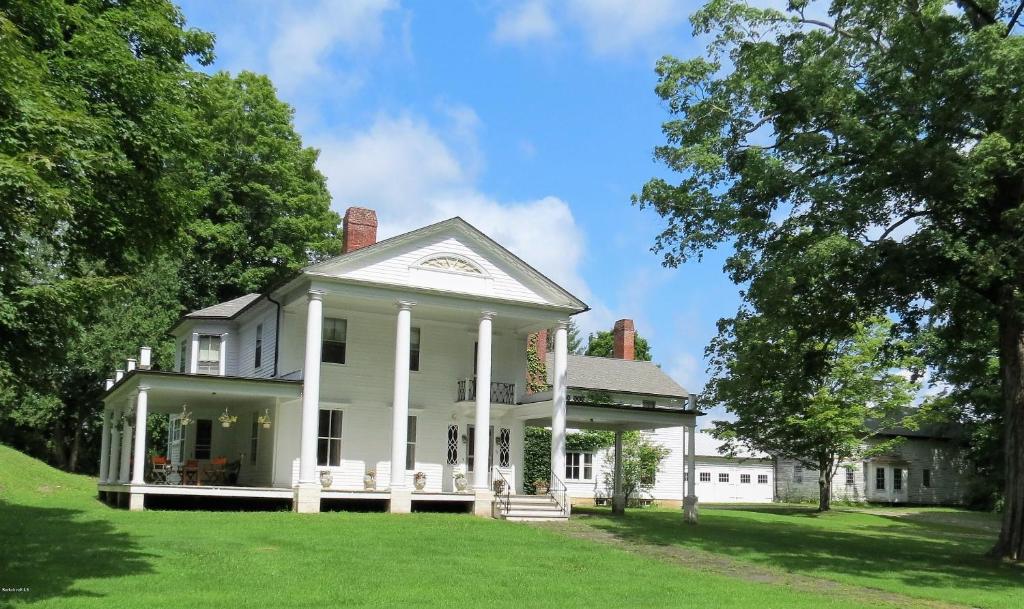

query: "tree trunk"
(992, 296), (1024, 561)
(818, 459), (832, 512)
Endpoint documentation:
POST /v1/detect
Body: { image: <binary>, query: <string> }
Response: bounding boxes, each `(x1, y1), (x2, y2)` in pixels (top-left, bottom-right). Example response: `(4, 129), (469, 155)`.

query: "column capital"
(307, 289), (325, 302)
(136, 385), (151, 394)
(555, 319), (570, 330)
(396, 300), (416, 311)
(480, 310), (496, 321)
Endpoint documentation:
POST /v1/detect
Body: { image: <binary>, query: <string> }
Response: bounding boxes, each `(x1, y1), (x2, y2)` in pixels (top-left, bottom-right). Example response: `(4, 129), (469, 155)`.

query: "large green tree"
(636, 0), (1024, 558)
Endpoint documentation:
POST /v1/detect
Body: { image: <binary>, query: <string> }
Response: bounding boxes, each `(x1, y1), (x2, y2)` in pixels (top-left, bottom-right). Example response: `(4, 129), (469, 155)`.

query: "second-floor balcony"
(457, 378), (516, 405)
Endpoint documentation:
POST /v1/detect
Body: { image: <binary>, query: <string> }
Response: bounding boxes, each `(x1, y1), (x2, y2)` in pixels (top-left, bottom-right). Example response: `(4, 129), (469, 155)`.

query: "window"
(718, 473), (730, 483)
(845, 469), (856, 486)
(740, 473), (751, 484)
(179, 340), (187, 372)
(794, 465), (804, 484)
(322, 318), (347, 364)
(699, 472), (711, 482)
(254, 323), (263, 370)
(249, 416), (259, 464)
(641, 464), (656, 486)
(642, 399), (656, 408)
(197, 335), (221, 375)
(194, 419), (212, 460)
(420, 255), (482, 274)
(758, 474), (769, 484)
(922, 468), (931, 488)
(566, 452), (593, 480)
(406, 416), (417, 470)
(446, 425), (459, 465)
(893, 468), (903, 491)
(497, 428), (511, 468)
(467, 425), (492, 472)
(875, 467), (886, 490)
(317, 409), (342, 467)
(410, 327), (421, 371)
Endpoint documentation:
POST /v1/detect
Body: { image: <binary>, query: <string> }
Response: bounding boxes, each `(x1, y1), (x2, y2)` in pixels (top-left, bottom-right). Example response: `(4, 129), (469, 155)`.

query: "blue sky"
(177, 0), (740, 420)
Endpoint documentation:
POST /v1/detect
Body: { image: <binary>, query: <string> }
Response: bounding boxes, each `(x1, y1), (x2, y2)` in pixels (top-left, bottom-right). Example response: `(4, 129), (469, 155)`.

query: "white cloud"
(493, 1), (558, 45)
(311, 109), (600, 315)
(565, 0), (686, 55)
(668, 351), (702, 393)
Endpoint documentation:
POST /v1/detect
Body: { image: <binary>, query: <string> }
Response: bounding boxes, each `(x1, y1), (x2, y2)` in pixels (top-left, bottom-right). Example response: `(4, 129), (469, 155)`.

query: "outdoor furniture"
(181, 459), (200, 485)
(149, 455), (171, 484)
(201, 457), (228, 486)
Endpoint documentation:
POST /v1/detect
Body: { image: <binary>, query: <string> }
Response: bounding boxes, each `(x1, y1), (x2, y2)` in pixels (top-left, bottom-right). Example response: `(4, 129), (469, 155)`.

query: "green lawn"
(567, 505), (1024, 609)
(0, 444), (1019, 609)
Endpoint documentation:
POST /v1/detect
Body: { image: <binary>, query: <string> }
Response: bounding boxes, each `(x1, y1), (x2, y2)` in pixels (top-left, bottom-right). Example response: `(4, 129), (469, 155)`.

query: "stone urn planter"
(363, 471), (376, 490)
(413, 472), (427, 491)
(453, 473), (468, 492)
(534, 480), (549, 495)
(493, 479), (507, 496)
(319, 469), (333, 488)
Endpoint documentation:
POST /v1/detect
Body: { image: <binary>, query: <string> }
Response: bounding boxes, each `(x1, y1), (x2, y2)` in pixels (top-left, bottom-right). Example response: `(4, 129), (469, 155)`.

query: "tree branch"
(1006, 0), (1024, 36)
(869, 211), (927, 243)
(796, 17), (888, 52)
(956, 0), (998, 30)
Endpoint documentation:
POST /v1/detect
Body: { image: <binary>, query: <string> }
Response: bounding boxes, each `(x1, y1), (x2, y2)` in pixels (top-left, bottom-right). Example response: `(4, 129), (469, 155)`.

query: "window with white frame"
(893, 468), (903, 491)
(699, 471), (711, 482)
(406, 416), (417, 470)
(179, 339), (187, 372)
(845, 469), (855, 486)
(497, 428), (511, 468)
(254, 323), (263, 370)
(718, 472), (730, 483)
(446, 425), (459, 465)
(317, 409), (342, 467)
(740, 473), (751, 484)
(566, 452), (593, 480)
(196, 335), (221, 375)
(794, 465), (804, 484)
(249, 416), (259, 464)
(410, 327), (421, 371)
(875, 467), (885, 490)
(758, 474), (769, 484)
(322, 318), (347, 364)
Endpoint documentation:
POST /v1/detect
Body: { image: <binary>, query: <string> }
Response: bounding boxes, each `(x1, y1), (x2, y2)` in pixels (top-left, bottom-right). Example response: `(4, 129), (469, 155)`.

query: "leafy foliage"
(584, 330), (653, 361)
(523, 427), (615, 494)
(601, 431), (671, 504)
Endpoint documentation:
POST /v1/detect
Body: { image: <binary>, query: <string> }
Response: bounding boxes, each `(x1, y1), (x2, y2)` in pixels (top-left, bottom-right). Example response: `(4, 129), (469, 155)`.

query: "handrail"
(457, 378), (516, 405)
(493, 468), (512, 517)
(549, 469), (569, 516)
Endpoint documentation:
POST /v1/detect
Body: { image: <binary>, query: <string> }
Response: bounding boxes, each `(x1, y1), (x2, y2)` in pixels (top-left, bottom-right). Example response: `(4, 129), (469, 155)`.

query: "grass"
(567, 505), (1024, 609)
(0, 444), (1018, 609)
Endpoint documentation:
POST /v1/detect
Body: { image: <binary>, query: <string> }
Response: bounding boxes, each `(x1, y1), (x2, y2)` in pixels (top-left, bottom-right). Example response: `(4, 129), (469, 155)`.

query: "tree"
(523, 427), (614, 494)
(546, 318), (584, 355)
(585, 330), (653, 361)
(708, 317), (921, 511)
(636, 0), (1024, 559)
(602, 431), (671, 507)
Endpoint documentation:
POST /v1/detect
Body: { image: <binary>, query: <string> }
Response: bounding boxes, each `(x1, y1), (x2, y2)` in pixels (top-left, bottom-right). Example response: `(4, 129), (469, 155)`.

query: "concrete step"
(505, 514), (570, 522)
(508, 495), (558, 504)
(504, 509), (569, 521)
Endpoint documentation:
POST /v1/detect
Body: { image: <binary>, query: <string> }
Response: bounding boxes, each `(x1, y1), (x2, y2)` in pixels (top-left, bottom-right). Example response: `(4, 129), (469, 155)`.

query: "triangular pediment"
(303, 218), (587, 310)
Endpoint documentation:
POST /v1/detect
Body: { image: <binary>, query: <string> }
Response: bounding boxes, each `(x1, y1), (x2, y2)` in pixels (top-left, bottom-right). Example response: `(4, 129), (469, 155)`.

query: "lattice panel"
(447, 424), (459, 465)
(498, 427), (511, 468)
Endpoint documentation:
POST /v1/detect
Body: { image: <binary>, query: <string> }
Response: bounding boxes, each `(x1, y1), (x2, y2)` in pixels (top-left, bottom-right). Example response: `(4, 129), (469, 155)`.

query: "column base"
(683, 495), (699, 524)
(389, 488), (412, 514)
(473, 489), (495, 518)
(128, 492), (145, 512)
(612, 494), (626, 515)
(293, 484), (322, 513)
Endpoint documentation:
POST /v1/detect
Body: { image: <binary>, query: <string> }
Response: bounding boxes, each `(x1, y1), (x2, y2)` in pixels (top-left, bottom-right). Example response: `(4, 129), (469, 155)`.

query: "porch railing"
(549, 470), (569, 516)
(456, 378), (516, 405)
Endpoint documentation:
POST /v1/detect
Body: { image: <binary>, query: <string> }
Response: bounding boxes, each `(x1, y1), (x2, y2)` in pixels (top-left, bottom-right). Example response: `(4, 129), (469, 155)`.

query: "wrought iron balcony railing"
(456, 378), (516, 405)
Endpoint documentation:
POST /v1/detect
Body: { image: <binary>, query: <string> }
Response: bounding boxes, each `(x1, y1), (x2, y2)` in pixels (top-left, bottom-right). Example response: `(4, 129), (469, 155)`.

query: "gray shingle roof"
(546, 354), (690, 398)
(186, 293), (263, 319)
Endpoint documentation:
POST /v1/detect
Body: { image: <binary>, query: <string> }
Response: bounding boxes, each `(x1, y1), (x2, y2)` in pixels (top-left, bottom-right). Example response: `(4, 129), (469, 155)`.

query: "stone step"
(504, 511), (570, 522)
(506, 503), (563, 513)
(508, 495), (559, 504)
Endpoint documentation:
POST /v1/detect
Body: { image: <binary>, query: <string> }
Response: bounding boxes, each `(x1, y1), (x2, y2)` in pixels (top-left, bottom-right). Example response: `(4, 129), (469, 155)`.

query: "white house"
(96, 208), (701, 520)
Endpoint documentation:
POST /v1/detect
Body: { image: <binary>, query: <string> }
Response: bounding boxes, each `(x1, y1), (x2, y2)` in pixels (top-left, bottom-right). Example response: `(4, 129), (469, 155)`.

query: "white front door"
(870, 464), (909, 503)
(168, 414), (183, 466)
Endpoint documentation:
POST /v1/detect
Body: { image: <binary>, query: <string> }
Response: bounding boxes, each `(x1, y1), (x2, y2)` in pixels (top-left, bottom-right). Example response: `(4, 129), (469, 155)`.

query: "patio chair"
(181, 459), (200, 485)
(149, 455), (171, 485)
(202, 457), (229, 486)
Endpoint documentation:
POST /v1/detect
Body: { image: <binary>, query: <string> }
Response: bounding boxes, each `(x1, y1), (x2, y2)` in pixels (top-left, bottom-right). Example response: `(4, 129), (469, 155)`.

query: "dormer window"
(418, 255), (483, 275)
(197, 335), (222, 375)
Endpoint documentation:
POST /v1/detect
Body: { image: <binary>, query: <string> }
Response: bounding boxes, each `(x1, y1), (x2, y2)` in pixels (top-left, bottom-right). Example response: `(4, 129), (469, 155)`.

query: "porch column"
(218, 334), (228, 376)
(298, 290), (324, 487)
(131, 387), (149, 485)
(684, 421), (698, 524)
(551, 320), (569, 486)
(612, 429), (625, 515)
(98, 407), (112, 483)
(473, 311), (495, 491)
(118, 416), (132, 484)
(106, 408), (122, 484)
(390, 301), (414, 490)
(190, 332), (199, 374)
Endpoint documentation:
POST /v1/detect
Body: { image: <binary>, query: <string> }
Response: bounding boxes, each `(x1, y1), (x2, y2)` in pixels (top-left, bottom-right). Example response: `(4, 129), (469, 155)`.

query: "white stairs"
(500, 494), (569, 522)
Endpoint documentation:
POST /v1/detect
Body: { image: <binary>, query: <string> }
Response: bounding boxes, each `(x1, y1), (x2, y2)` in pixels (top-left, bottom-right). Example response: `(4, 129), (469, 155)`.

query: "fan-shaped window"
(418, 255), (483, 275)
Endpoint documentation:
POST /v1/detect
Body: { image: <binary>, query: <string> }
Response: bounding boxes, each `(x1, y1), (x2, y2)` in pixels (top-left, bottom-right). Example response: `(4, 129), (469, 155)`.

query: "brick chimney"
(533, 329), (548, 363)
(612, 319), (635, 361)
(342, 207), (378, 253)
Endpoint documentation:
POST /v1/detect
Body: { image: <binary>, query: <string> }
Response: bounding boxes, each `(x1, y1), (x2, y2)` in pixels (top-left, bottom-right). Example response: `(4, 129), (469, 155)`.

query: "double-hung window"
(254, 323), (263, 370)
(875, 467), (886, 490)
(566, 452), (593, 481)
(757, 474), (769, 484)
(410, 327), (421, 371)
(317, 409), (342, 467)
(699, 472), (711, 482)
(197, 335), (221, 375)
(322, 318), (347, 364)
(740, 473), (751, 484)
(845, 469), (856, 486)
(406, 416), (417, 470)
(718, 473), (730, 483)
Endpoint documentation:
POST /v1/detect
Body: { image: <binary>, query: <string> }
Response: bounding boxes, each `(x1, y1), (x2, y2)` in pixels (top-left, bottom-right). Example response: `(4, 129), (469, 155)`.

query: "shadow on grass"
(573, 506), (1023, 596)
(0, 501), (153, 604)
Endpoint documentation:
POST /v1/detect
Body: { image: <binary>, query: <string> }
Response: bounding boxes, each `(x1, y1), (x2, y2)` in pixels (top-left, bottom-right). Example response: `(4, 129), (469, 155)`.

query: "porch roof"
(512, 399), (697, 431)
(545, 354), (690, 399)
(102, 370), (302, 409)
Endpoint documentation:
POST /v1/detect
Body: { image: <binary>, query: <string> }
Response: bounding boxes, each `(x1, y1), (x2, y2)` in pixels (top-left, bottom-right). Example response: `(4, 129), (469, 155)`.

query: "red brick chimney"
(342, 207), (378, 253)
(612, 319), (635, 361)
(533, 329), (548, 363)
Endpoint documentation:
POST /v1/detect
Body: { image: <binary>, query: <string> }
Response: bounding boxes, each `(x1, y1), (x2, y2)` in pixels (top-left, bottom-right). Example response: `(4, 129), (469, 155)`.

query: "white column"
(390, 301), (414, 488)
(298, 290), (324, 486)
(550, 320), (569, 485)
(473, 311), (495, 490)
(218, 334), (228, 376)
(118, 417), (132, 484)
(98, 407), (112, 483)
(190, 332), (199, 374)
(131, 387), (149, 484)
(684, 421), (698, 523)
(612, 429), (625, 514)
(106, 408), (121, 483)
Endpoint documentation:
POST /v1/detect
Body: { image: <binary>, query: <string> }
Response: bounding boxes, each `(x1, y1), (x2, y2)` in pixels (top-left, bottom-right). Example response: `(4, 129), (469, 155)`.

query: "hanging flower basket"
(179, 404), (193, 426)
(218, 408), (237, 428)
(258, 408), (272, 429)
